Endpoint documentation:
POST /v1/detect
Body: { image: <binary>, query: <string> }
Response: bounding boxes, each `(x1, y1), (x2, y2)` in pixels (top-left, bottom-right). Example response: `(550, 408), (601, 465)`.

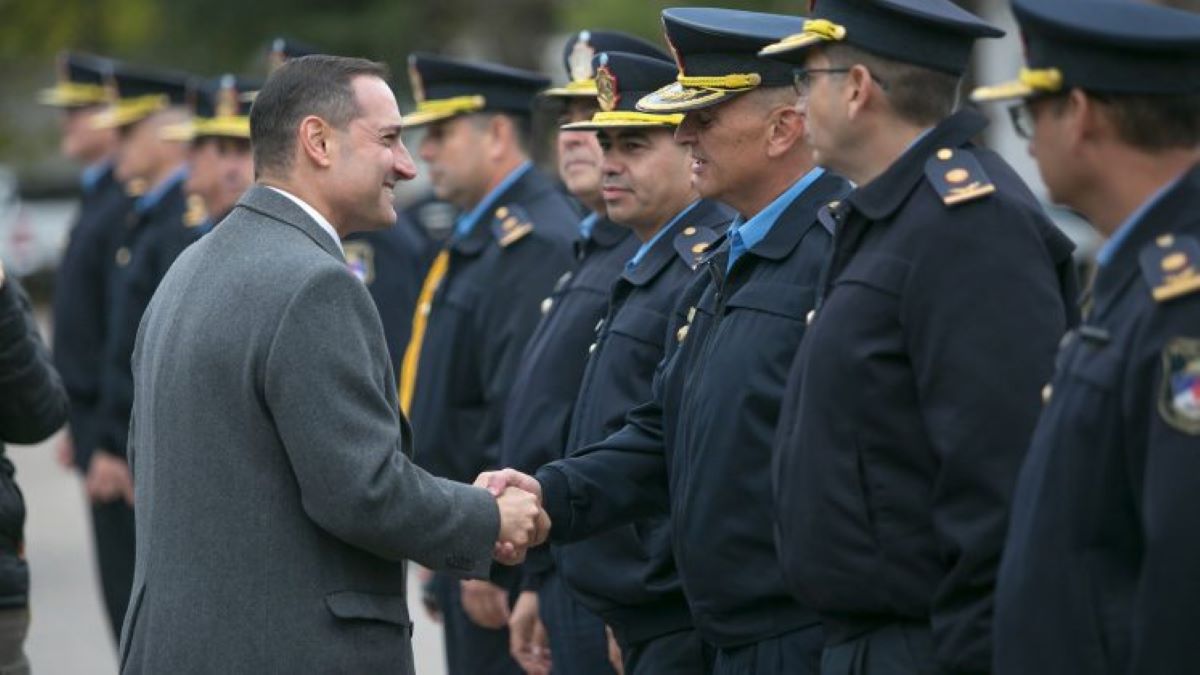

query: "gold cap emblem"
(408, 58), (426, 103)
(596, 59), (619, 112)
(216, 74), (238, 118)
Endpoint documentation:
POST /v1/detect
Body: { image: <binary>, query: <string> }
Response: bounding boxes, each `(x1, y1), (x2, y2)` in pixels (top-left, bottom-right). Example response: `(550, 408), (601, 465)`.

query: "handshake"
(478, 469), (550, 565)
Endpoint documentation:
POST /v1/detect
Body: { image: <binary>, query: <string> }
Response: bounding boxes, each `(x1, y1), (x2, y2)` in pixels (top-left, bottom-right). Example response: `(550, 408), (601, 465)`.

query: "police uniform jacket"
(772, 109), (1078, 673)
(557, 199), (729, 646)
(52, 163), (130, 468)
(411, 166), (578, 484)
(500, 216), (638, 477)
(95, 176), (198, 459)
(537, 171), (852, 648)
(994, 162), (1200, 675)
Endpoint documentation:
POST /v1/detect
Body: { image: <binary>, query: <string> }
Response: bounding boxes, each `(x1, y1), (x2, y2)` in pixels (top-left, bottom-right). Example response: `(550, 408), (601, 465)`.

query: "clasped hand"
(481, 469), (549, 565)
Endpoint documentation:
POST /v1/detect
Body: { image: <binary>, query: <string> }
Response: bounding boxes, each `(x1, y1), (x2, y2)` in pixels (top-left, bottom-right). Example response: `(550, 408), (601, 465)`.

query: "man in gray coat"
(119, 55), (548, 673)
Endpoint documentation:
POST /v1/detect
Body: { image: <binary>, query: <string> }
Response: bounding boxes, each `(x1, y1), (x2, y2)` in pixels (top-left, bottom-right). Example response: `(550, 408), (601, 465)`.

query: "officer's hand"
(461, 579), (510, 629)
(509, 590), (551, 674)
(476, 468), (543, 500)
(493, 486), (550, 565)
(86, 450), (134, 505)
(606, 625), (624, 675)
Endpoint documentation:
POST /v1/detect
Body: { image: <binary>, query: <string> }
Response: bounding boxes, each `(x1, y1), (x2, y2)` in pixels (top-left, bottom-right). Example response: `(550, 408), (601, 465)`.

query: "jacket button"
(420, 302), (432, 316)
(588, 343), (596, 354)
(595, 319), (604, 333)
(541, 297), (553, 314)
(1042, 383), (1053, 404)
(676, 325), (689, 343)
(115, 247), (132, 267)
(806, 309), (816, 325)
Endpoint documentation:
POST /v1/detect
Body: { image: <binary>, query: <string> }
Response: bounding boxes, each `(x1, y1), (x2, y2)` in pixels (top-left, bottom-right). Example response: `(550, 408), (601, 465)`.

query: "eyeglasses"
(1008, 103), (1035, 140)
(792, 67), (889, 98)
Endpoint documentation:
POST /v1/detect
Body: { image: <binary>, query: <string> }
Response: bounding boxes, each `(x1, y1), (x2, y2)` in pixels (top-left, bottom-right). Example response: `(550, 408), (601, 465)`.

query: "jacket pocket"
(609, 306), (669, 347)
(724, 283), (813, 320)
(325, 591), (412, 629)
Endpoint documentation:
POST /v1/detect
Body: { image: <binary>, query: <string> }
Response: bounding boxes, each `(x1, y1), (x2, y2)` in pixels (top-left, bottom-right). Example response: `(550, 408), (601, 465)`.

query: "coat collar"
(847, 108), (989, 221)
(622, 199), (732, 286)
(747, 171), (853, 263)
(1091, 161), (1200, 320)
(235, 184), (345, 262)
(451, 166), (558, 257)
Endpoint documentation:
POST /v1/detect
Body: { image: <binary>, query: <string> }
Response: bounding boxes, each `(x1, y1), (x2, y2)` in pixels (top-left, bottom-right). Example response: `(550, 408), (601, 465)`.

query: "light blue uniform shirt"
(579, 211), (601, 240)
(453, 161), (534, 239)
(80, 159), (112, 194)
(727, 167), (825, 271)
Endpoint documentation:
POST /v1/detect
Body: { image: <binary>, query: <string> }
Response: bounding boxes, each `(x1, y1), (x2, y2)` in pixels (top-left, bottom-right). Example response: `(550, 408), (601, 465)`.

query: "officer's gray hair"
(250, 55), (390, 177)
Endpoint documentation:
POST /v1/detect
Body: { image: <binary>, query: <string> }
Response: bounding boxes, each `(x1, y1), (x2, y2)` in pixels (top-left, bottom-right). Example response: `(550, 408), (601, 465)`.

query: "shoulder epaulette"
(1140, 234), (1200, 303)
(673, 225), (721, 269)
(184, 194), (208, 228)
(490, 204), (534, 248)
(924, 147), (995, 207)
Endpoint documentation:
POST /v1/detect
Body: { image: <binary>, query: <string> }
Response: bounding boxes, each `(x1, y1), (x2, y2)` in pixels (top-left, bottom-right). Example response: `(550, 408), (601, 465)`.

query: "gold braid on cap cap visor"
(760, 19), (847, 55)
(675, 73), (762, 91)
(38, 81), (109, 106)
(92, 94), (171, 129)
(562, 111), (685, 129)
(970, 67), (1063, 102)
(416, 95), (487, 116)
(544, 78), (599, 97)
(192, 115), (251, 139)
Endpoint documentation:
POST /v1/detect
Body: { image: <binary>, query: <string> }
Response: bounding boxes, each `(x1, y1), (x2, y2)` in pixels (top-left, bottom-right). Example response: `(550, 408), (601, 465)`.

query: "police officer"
(501, 30), (670, 675)
(758, 0), (1079, 671)
(481, 8), (852, 673)
(554, 50), (731, 674)
(39, 52), (131, 476)
(969, 1), (1200, 672)
(399, 53), (579, 675)
(89, 61), (198, 639)
(164, 74), (258, 233)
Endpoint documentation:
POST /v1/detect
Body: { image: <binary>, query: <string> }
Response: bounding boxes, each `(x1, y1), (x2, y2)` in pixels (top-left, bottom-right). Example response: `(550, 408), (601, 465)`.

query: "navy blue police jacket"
(52, 163), (131, 469)
(772, 109), (1078, 674)
(343, 213), (431, 380)
(994, 162), (1200, 675)
(536, 171), (852, 648)
(410, 166), (578, 484)
(95, 174), (199, 459)
(497, 215), (636, 590)
(557, 198), (731, 646)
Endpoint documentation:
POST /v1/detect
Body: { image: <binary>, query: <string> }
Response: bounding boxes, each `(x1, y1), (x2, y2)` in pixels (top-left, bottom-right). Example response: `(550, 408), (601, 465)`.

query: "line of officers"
(43, 0), (1200, 673)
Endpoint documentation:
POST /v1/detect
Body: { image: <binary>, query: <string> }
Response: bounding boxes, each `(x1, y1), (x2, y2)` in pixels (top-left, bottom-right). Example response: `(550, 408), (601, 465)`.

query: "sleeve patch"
(1160, 336), (1200, 434)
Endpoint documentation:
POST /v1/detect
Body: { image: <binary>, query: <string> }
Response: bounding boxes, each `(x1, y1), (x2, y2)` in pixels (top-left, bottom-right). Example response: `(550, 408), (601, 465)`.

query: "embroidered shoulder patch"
(1160, 336), (1200, 434)
(924, 147), (995, 207)
(1140, 234), (1200, 303)
(490, 204), (534, 248)
(343, 240), (375, 285)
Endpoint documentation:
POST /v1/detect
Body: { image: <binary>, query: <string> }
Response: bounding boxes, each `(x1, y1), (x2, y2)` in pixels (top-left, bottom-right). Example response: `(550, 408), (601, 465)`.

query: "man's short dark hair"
(468, 112), (533, 154)
(250, 55), (390, 176)
(825, 44), (962, 126)
(1090, 91), (1200, 152)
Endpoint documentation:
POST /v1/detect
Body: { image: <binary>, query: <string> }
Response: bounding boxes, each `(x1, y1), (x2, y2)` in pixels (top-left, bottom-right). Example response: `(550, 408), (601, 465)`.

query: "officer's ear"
(765, 92), (806, 160)
(298, 115), (334, 169)
(484, 113), (516, 161)
(844, 63), (879, 121)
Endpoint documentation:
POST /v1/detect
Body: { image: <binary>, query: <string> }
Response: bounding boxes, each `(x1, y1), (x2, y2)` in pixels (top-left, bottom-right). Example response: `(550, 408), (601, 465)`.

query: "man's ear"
(766, 100), (806, 160)
(482, 112), (511, 162)
(1070, 88), (1105, 151)
(298, 115), (334, 168)
(844, 63), (879, 121)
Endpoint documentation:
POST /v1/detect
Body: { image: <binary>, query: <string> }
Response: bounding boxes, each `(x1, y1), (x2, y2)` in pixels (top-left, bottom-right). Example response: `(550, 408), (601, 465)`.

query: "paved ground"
(10, 432), (449, 674)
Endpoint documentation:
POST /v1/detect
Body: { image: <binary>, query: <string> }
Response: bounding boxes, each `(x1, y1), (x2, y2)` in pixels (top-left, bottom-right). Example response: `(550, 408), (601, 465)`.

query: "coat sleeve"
(263, 265), (500, 577)
(538, 358), (672, 543)
(0, 276), (68, 444)
(900, 199), (1068, 673)
(1130, 303), (1200, 674)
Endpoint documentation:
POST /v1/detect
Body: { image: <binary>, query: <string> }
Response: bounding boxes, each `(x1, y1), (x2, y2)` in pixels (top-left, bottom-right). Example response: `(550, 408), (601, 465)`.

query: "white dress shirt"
(267, 186), (345, 256)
